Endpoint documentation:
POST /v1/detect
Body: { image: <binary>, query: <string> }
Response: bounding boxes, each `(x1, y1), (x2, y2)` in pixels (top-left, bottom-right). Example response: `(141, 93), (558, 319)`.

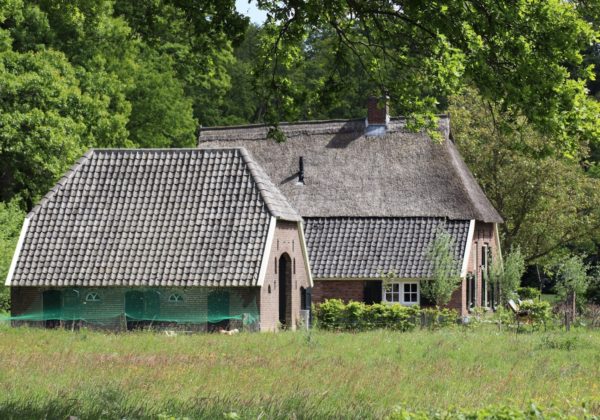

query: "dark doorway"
(62, 289), (81, 329)
(125, 290), (161, 330)
(363, 281), (382, 304)
(144, 290), (161, 321)
(42, 290), (62, 328)
(300, 287), (312, 310)
(278, 253), (292, 326)
(207, 290), (230, 332)
(125, 291), (145, 330)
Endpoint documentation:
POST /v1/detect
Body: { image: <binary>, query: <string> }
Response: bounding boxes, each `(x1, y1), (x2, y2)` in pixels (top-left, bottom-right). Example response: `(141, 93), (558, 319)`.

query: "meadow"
(0, 325), (599, 419)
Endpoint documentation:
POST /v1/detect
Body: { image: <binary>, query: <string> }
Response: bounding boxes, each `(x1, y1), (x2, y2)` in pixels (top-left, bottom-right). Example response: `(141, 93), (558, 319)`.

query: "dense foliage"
(0, 0), (248, 208)
(555, 255), (590, 309)
(258, 0), (600, 145)
(489, 247), (526, 304)
(314, 299), (422, 331)
(449, 89), (600, 271)
(0, 200), (23, 311)
(421, 228), (462, 307)
(517, 287), (542, 301)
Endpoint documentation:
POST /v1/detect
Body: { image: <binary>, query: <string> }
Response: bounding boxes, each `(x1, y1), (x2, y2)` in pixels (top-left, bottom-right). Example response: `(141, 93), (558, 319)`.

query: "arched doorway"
(42, 290), (62, 328)
(278, 253), (292, 326)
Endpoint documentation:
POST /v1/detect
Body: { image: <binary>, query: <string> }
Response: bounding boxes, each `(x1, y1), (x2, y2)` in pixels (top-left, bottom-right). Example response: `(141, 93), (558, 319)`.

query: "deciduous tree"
(423, 228), (462, 307)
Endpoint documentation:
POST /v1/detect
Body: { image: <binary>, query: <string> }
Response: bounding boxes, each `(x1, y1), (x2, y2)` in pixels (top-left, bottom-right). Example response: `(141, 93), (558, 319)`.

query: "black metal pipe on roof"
(298, 156), (305, 184)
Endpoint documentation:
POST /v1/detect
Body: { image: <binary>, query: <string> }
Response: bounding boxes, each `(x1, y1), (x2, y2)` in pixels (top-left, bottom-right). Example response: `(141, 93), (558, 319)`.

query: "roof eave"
(5, 217), (30, 287)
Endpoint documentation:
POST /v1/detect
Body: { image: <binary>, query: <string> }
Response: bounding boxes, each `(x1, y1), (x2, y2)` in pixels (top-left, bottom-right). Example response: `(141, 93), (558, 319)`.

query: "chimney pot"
(367, 96), (389, 126)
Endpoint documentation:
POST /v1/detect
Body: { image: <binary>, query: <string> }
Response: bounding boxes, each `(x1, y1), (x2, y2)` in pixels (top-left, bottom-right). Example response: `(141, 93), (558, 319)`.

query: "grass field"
(0, 326), (599, 418)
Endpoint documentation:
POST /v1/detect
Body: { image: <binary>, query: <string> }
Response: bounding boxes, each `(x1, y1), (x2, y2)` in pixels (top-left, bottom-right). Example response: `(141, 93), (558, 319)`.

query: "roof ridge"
(89, 147), (245, 153)
(198, 115), (450, 132)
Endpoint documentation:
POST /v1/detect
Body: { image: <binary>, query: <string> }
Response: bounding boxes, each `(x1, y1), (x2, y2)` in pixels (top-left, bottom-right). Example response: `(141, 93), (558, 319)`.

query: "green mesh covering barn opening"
(3, 287), (260, 332)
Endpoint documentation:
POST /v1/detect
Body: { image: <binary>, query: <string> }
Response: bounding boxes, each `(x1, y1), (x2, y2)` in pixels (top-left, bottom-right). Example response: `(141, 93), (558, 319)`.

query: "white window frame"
(382, 282), (420, 306)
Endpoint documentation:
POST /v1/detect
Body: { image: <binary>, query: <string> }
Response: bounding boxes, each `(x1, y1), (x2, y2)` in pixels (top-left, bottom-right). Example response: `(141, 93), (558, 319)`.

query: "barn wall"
(259, 220), (311, 332)
(9, 286), (260, 331)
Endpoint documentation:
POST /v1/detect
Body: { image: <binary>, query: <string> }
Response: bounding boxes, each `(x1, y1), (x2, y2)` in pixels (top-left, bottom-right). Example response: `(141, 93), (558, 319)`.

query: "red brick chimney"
(366, 96), (389, 126)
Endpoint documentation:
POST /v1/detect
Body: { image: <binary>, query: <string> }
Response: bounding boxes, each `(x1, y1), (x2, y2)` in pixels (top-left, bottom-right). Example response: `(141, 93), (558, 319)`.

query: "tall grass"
(0, 326), (599, 418)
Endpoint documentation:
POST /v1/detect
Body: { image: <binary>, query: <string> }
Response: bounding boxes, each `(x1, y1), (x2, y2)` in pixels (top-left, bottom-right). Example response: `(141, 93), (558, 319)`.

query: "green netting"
(1, 287), (260, 330)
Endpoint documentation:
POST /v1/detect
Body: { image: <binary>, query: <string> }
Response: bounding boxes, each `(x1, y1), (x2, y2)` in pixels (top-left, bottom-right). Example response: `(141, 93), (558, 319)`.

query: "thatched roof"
(198, 117), (503, 223)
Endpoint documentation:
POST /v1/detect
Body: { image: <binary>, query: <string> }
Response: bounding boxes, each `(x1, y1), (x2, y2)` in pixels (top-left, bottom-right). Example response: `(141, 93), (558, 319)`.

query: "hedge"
(313, 299), (458, 331)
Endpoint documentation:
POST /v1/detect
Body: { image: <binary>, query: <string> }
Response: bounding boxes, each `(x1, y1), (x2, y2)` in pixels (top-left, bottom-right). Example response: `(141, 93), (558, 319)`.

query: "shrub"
(313, 299), (346, 330)
(517, 287), (541, 300)
(314, 300), (456, 332)
(420, 307), (458, 330)
(519, 300), (552, 330)
(490, 247), (526, 304)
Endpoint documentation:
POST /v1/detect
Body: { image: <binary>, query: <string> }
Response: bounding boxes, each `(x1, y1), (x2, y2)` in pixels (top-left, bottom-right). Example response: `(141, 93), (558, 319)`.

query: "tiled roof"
(304, 217), (470, 279)
(10, 148), (299, 287)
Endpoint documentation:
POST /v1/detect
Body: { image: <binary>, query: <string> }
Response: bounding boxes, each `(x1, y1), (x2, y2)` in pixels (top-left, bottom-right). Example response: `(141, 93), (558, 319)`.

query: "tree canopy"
(256, 0), (600, 146)
(0, 0), (248, 206)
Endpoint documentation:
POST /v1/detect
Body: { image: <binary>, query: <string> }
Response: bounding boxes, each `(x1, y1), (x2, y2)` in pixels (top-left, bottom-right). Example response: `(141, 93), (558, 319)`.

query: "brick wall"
(447, 280), (465, 314)
(312, 280), (364, 304)
(259, 220), (311, 332)
(464, 221), (500, 311)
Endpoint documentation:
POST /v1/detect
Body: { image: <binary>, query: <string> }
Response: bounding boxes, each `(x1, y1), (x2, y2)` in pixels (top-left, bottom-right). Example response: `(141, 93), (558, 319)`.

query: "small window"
(85, 292), (100, 302)
(383, 282), (419, 306)
(403, 283), (418, 303)
(169, 293), (183, 303)
(385, 283), (401, 303)
(268, 285), (272, 294)
(293, 258), (296, 274)
(274, 257), (277, 274)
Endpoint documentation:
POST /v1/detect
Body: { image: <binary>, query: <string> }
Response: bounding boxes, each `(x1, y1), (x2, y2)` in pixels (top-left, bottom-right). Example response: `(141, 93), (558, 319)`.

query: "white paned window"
(403, 283), (418, 303)
(383, 282), (419, 306)
(385, 283), (401, 303)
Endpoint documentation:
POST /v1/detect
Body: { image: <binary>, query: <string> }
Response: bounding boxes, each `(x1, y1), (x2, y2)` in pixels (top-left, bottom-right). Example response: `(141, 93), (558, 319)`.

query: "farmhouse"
(6, 148), (312, 331)
(198, 98), (503, 315)
(6, 99), (503, 330)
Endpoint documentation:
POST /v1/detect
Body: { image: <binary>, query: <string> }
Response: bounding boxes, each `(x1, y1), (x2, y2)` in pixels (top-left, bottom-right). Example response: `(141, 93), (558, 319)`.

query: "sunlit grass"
(0, 326), (599, 418)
